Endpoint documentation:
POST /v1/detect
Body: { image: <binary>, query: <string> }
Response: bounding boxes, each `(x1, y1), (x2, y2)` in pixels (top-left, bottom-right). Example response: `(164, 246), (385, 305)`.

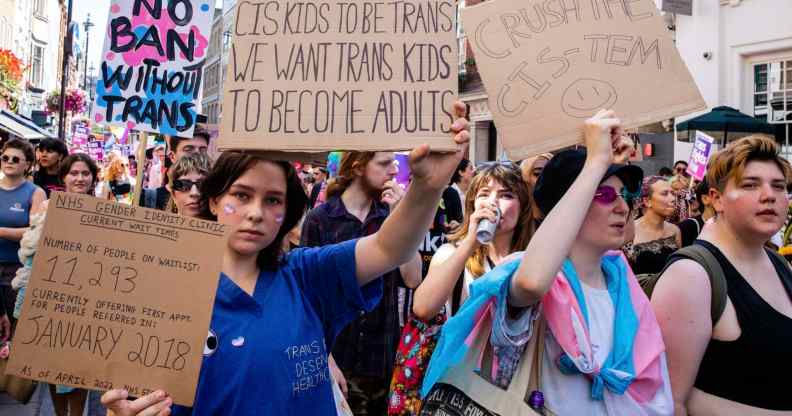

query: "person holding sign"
(421, 111), (672, 415)
(11, 153), (99, 416)
(100, 102), (469, 415)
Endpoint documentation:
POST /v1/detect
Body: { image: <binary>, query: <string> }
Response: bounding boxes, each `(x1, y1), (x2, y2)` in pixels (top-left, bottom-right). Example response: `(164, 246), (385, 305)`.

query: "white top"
(497, 283), (674, 416)
(432, 242), (492, 317)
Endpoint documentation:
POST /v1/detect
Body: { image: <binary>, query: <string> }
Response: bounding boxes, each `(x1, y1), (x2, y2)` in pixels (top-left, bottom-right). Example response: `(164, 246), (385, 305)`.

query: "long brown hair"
(198, 152), (308, 271)
(449, 163), (535, 277)
(325, 151), (376, 199)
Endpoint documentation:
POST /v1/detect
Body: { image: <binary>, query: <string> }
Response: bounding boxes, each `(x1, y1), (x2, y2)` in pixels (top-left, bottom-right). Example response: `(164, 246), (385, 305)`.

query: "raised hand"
(583, 109), (623, 167)
(408, 101), (470, 191)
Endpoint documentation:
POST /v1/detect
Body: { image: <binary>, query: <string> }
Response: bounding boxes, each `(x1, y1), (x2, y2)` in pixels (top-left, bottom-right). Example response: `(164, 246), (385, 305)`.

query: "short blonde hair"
(706, 135), (791, 192)
(168, 152), (212, 183)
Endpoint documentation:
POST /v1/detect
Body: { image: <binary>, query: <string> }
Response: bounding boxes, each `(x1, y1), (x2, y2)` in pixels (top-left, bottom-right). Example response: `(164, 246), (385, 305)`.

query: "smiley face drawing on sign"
(561, 78), (619, 118)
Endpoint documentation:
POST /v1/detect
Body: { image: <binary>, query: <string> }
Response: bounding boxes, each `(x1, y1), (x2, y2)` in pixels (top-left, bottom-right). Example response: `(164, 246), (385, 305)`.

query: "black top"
(33, 170), (63, 197)
(694, 240), (792, 410)
(677, 216), (705, 247)
(442, 186), (463, 225)
(623, 235), (679, 275)
(138, 186), (170, 211)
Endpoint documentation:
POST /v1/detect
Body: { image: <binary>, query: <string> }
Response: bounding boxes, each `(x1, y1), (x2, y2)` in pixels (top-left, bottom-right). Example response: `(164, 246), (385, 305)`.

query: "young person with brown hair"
(652, 135), (792, 415)
(101, 103), (469, 416)
(412, 161), (535, 321)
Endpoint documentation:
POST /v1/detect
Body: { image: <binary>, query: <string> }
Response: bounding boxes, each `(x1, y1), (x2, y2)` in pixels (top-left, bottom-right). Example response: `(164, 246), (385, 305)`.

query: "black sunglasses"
(1, 155), (24, 164)
(172, 179), (203, 192)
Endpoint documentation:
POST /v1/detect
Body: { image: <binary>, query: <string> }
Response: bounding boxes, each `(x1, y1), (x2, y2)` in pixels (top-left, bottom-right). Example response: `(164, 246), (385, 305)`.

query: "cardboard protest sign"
(92, 0), (214, 138)
(461, 0), (705, 159)
(218, 0), (458, 153)
(686, 131), (715, 181)
(7, 193), (226, 406)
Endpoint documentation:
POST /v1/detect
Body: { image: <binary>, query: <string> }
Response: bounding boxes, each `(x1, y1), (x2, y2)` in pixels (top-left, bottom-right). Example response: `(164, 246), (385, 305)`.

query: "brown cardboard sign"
(7, 193), (226, 406)
(461, 0), (705, 159)
(218, 1), (459, 153)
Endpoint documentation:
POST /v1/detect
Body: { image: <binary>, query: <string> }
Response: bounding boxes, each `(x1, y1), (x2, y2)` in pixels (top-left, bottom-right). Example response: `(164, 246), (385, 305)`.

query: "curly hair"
(104, 153), (127, 182)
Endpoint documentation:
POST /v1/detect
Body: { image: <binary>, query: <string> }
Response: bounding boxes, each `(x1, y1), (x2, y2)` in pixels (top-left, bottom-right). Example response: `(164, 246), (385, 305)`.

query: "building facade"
(673, 0), (792, 160)
(201, 7), (224, 124)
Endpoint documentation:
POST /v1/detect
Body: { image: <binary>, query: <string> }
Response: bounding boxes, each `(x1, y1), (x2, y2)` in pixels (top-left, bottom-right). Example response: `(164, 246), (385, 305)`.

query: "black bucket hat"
(533, 149), (643, 216)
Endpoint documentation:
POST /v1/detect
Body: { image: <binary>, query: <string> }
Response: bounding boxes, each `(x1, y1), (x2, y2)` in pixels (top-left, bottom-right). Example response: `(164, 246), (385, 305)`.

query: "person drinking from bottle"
(412, 161), (535, 321)
(422, 110), (672, 415)
(99, 102), (470, 416)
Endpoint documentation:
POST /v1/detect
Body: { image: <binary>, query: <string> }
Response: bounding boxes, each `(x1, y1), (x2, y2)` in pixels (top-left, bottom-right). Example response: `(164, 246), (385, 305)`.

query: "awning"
(0, 109), (57, 141)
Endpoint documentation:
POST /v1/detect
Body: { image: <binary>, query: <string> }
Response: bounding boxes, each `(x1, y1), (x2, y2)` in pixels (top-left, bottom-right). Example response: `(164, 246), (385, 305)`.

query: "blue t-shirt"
(172, 239), (382, 415)
(0, 181), (36, 263)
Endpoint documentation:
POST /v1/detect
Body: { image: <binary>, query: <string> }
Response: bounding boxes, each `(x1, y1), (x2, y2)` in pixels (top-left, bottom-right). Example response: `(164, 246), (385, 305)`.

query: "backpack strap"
(661, 244), (728, 325)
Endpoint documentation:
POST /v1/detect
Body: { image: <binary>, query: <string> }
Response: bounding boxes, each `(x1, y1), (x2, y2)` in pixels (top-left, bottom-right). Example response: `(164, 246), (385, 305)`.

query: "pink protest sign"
(686, 131), (715, 181)
(92, 0), (213, 137)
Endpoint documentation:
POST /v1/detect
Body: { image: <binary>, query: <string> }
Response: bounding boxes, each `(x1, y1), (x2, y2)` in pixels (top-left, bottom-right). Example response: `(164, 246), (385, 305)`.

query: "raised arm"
(651, 259), (713, 416)
(355, 102), (470, 286)
(509, 110), (622, 307)
(398, 252), (423, 289)
(413, 199), (498, 319)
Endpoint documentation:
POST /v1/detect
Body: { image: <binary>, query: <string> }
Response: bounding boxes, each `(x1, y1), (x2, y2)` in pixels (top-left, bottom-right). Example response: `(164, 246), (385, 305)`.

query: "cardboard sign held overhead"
(7, 193), (226, 406)
(92, 0), (214, 137)
(461, 0), (705, 159)
(218, 1), (458, 154)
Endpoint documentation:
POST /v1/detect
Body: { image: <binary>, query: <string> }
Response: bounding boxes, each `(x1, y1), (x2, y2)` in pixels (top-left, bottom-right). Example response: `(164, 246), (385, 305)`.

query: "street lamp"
(83, 13), (94, 90)
(88, 64), (95, 118)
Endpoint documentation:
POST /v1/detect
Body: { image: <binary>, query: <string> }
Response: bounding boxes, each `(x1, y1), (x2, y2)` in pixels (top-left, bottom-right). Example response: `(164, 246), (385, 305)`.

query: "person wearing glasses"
(165, 153), (212, 217)
(140, 127), (211, 210)
(623, 176), (683, 275)
(423, 111), (672, 415)
(12, 153), (99, 416)
(101, 102), (469, 416)
(0, 139), (45, 340)
(673, 160), (689, 177)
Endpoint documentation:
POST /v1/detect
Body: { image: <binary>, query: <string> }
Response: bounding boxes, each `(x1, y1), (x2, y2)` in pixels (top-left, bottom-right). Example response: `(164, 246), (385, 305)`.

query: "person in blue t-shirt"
(100, 102), (469, 416)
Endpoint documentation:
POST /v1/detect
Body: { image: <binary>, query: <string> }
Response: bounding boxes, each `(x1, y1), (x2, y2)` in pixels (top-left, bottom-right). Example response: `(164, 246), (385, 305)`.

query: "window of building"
(30, 44), (44, 88)
(33, 0), (47, 18)
(457, 0), (466, 74)
(753, 59), (792, 148)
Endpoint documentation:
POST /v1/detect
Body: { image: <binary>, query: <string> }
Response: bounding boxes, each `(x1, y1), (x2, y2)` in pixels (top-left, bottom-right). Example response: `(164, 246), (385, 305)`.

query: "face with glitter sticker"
(210, 161), (288, 258)
(561, 78), (619, 118)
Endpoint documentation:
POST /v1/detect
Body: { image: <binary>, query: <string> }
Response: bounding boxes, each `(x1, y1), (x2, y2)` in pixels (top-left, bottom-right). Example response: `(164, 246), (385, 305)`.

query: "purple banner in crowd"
(394, 153), (410, 190)
(686, 131), (715, 181)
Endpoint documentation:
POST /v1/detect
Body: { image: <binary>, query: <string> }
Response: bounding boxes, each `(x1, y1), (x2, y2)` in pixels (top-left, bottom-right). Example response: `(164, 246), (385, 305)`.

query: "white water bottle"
(476, 206), (501, 244)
